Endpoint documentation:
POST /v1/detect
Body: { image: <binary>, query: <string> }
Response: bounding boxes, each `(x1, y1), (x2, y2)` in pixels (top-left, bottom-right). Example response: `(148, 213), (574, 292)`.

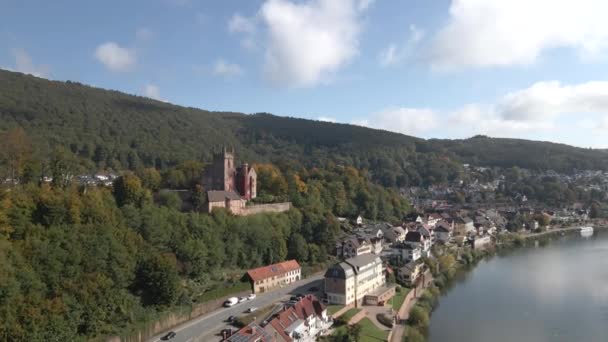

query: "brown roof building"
(246, 260), (301, 294)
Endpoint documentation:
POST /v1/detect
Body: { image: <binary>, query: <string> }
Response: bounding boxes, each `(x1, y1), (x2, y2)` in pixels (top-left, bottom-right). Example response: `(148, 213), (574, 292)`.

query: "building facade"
(246, 260), (301, 294)
(324, 254), (385, 307)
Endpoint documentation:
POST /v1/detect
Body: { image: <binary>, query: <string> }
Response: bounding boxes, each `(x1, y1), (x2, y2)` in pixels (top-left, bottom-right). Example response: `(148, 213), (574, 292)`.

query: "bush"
(405, 327), (425, 342)
(409, 306), (429, 328)
(376, 313), (394, 328)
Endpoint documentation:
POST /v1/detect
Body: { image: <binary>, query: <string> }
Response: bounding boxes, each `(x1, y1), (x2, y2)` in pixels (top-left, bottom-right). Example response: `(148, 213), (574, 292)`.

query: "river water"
(428, 229), (608, 342)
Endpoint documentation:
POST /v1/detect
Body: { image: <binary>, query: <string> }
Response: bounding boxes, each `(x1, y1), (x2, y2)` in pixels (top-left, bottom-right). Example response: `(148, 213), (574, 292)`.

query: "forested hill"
(2, 68), (608, 184)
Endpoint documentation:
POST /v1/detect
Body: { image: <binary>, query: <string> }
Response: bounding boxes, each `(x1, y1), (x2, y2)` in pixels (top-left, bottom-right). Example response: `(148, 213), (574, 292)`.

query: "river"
(428, 229), (608, 342)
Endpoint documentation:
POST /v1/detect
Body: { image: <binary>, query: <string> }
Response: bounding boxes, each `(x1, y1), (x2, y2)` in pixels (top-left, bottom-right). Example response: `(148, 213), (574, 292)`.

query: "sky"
(3, 0), (608, 148)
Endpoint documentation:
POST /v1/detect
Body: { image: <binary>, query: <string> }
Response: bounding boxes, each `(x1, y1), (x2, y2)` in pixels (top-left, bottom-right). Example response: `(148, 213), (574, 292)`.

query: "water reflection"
(429, 230), (608, 342)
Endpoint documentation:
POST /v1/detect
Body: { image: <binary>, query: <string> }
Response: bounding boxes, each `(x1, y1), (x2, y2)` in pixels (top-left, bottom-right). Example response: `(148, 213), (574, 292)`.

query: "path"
(390, 272), (433, 342)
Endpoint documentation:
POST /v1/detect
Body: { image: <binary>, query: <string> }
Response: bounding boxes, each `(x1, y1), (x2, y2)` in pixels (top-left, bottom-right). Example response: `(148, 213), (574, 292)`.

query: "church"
(202, 147), (257, 213)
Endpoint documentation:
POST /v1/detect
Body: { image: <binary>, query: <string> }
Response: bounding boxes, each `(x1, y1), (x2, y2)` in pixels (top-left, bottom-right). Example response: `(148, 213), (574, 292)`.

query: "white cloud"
(228, 14), (256, 34)
(357, 108), (438, 135)
(95, 42), (136, 72)
(260, 0), (367, 87)
(357, 0), (376, 11)
(431, 0), (608, 70)
(356, 80), (608, 140)
(497, 81), (608, 122)
(213, 59), (242, 76)
(9, 48), (49, 77)
(379, 25), (424, 67)
(142, 84), (165, 101)
(228, 14), (258, 50)
(318, 116), (337, 122)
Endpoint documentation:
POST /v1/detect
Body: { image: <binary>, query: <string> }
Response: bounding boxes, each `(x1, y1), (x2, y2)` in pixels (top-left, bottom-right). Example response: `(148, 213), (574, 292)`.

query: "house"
(400, 244), (422, 263)
(454, 216), (475, 236)
(426, 213), (442, 227)
(382, 226), (407, 245)
(435, 221), (453, 243)
(324, 254), (385, 307)
(397, 261), (426, 287)
(369, 237), (383, 255)
(469, 235), (492, 250)
(206, 190), (246, 214)
(404, 231), (431, 257)
(263, 295), (333, 342)
(226, 323), (273, 342)
(414, 223), (435, 244)
(341, 237), (372, 258)
(245, 260), (301, 294)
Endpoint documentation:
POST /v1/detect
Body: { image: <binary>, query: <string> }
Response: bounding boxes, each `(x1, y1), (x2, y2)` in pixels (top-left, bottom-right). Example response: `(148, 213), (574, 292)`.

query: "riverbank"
(426, 227), (608, 342)
(403, 223), (607, 341)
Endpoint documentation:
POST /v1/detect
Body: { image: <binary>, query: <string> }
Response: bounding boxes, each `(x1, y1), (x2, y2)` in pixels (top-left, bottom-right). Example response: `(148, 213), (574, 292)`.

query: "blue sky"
(3, 0), (608, 148)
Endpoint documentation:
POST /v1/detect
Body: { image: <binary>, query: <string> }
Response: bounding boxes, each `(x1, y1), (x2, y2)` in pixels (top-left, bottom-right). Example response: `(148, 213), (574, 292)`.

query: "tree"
(135, 254), (180, 306)
(409, 306), (429, 328)
(346, 323), (362, 342)
(287, 233), (308, 261)
(405, 327), (425, 342)
(113, 173), (144, 207)
(0, 127), (32, 183)
(139, 168), (162, 191)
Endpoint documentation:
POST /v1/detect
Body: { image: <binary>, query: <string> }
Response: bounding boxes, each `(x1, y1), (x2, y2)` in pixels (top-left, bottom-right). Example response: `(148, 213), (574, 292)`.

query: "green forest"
(0, 130), (409, 340)
(2, 68), (608, 189)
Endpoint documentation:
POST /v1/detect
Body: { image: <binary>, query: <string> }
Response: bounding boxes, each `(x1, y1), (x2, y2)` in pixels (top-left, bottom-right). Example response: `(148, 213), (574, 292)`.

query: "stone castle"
(202, 147), (257, 200)
(202, 147), (290, 216)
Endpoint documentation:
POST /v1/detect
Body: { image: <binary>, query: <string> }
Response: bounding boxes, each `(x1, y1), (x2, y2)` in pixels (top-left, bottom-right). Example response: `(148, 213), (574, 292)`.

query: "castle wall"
(239, 202), (291, 216)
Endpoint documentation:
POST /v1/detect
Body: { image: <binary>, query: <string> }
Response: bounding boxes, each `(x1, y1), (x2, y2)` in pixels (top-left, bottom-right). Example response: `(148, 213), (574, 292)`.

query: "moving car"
(246, 307), (257, 313)
(161, 331), (176, 340)
(226, 315), (237, 323)
(224, 297), (238, 307)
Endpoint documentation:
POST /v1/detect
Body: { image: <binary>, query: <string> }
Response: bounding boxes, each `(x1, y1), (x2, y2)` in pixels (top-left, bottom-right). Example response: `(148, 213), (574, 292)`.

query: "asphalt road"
(149, 274), (325, 342)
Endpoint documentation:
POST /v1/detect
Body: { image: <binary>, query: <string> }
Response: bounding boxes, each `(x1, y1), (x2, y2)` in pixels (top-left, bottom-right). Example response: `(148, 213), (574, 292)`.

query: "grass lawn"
(327, 304), (344, 316)
(358, 317), (390, 342)
(340, 308), (362, 322)
(391, 287), (411, 311)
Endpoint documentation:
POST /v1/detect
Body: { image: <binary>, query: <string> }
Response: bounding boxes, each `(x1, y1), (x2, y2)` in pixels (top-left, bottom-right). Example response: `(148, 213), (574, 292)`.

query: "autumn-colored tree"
(113, 173), (144, 207)
(138, 168), (162, 191)
(0, 127), (32, 183)
(255, 164), (288, 196)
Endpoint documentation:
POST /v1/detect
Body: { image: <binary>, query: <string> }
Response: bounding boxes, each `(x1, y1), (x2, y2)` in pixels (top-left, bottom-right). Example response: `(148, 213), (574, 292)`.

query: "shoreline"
(405, 222), (607, 341)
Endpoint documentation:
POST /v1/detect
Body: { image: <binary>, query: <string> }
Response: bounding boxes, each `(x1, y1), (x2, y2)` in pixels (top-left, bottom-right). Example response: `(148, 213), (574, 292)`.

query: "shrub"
(405, 327), (425, 342)
(409, 306), (429, 328)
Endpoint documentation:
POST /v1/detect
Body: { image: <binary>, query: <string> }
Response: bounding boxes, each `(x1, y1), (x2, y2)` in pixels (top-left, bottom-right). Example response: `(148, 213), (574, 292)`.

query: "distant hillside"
(1, 68), (607, 186)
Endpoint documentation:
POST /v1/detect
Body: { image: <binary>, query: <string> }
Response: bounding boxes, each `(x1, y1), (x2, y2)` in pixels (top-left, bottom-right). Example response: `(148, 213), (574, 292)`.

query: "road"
(148, 274), (325, 342)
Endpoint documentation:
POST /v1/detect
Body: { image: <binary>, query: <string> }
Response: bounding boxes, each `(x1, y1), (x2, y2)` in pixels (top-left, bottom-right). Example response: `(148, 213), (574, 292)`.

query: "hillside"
(2, 68), (607, 184)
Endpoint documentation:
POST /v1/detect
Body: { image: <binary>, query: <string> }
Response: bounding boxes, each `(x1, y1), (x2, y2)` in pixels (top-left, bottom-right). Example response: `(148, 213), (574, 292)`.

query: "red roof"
(246, 260), (301, 282)
(266, 295), (326, 342)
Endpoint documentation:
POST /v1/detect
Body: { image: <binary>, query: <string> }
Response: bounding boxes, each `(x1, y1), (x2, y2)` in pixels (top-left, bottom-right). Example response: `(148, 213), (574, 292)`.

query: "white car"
(247, 293), (256, 300)
(246, 307), (257, 313)
(239, 297), (248, 303)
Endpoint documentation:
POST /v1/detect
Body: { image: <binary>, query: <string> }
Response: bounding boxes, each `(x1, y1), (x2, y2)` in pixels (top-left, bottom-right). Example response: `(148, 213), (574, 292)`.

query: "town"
(143, 156), (604, 342)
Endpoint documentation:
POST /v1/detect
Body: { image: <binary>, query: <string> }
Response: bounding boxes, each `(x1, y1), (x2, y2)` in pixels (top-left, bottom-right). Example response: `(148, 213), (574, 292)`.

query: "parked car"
(239, 296), (248, 303)
(224, 297), (238, 307)
(221, 328), (234, 337)
(246, 307), (257, 313)
(296, 293), (305, 299)
(161, 331), (176, 340)
(248, 293), (256, 300)
(289, 296), (299, 301)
